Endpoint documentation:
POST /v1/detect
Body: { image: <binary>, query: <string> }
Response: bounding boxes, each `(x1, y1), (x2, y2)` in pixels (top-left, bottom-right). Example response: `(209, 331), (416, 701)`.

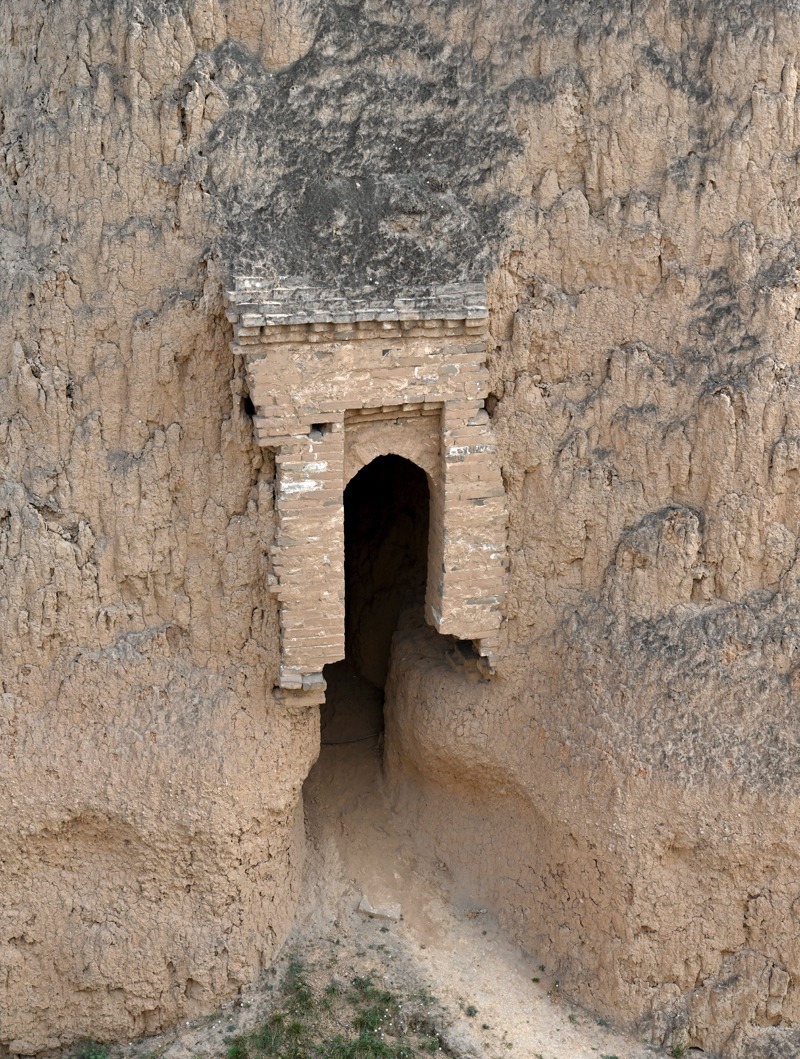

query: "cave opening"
(320, 454), (430, 746)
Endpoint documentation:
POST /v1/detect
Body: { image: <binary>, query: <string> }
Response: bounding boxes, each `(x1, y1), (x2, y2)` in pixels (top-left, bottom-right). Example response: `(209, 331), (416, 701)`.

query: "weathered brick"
(227, 281), (505, 691)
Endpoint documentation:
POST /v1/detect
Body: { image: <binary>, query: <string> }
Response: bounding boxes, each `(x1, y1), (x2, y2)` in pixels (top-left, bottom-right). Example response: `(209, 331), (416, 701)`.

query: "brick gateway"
(225, 281), (508, 702)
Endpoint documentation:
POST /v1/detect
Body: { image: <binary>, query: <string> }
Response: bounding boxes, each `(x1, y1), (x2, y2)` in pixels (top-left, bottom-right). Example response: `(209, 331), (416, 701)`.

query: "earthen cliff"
(2, 2), (800, 1056)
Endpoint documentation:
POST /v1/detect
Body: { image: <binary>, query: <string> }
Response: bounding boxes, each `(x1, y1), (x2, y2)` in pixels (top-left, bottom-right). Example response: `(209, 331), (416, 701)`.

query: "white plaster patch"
(447, 444), (493, 457)
(282, 479), (323, 494)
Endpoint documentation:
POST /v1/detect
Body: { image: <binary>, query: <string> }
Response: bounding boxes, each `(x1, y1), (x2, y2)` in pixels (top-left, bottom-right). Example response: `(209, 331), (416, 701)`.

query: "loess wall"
(0, 1), (320, 1050)
(384, 2), (800, 1056)
(2, 1), (800, 1057)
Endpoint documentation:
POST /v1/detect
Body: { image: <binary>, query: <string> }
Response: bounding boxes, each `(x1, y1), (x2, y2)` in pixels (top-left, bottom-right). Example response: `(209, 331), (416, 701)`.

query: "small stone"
(357, 894), (401, 922)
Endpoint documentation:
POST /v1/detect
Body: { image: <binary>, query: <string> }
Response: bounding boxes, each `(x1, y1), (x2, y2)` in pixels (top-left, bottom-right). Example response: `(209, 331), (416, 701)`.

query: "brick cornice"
(225, 279), (488, 328)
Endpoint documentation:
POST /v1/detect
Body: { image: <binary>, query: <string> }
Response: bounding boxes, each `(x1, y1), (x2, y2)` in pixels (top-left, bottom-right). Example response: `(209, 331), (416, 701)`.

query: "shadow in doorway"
(321, 455), (429, 746)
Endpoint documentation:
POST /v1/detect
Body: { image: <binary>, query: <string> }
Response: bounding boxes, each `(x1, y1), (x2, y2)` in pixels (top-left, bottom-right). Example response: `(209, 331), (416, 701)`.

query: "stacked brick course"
(226, 280), (507, 696)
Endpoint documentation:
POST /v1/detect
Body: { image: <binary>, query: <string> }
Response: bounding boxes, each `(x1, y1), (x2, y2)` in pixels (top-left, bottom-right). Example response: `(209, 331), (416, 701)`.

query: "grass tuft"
(73, 1041), (110, 1059)
(227, 956), (447, 1058)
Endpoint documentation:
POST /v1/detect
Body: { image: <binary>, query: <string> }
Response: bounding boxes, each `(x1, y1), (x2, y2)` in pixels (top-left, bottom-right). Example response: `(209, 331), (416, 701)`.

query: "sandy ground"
(121, 689), (669, 1059)
(295, 728), (668, 1059)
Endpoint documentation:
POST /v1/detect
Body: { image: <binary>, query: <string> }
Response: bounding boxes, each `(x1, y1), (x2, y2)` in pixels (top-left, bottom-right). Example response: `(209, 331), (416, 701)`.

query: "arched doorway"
(321, 455), (430, 744)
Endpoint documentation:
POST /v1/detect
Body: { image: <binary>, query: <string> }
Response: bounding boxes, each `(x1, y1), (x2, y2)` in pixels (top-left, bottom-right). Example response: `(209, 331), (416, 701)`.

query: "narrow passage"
(320, 454), (429, 746)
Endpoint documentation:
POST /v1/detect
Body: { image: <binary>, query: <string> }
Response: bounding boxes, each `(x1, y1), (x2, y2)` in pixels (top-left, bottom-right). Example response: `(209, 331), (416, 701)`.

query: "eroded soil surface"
(112, 702), (668, 1059)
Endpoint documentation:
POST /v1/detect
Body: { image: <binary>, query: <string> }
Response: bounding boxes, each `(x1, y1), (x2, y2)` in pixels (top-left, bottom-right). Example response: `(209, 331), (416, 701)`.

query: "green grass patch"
(228, 959), (448, 1059)
(73, 1042), (110, 1059)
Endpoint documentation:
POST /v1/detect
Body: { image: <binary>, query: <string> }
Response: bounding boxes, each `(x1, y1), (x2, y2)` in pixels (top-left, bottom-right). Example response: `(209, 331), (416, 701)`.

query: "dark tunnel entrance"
(321, 455), (430, 745)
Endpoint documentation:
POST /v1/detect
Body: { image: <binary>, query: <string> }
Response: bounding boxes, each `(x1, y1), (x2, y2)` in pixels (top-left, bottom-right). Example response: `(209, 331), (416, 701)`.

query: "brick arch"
(343, 413), (439, 486)
(344, 422), (445, 640)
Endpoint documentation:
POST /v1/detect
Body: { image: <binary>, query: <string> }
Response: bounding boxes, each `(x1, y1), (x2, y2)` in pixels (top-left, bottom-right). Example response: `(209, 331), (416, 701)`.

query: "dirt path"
(295, 735), (667, 1059)
(121, 729), (667, 1059)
